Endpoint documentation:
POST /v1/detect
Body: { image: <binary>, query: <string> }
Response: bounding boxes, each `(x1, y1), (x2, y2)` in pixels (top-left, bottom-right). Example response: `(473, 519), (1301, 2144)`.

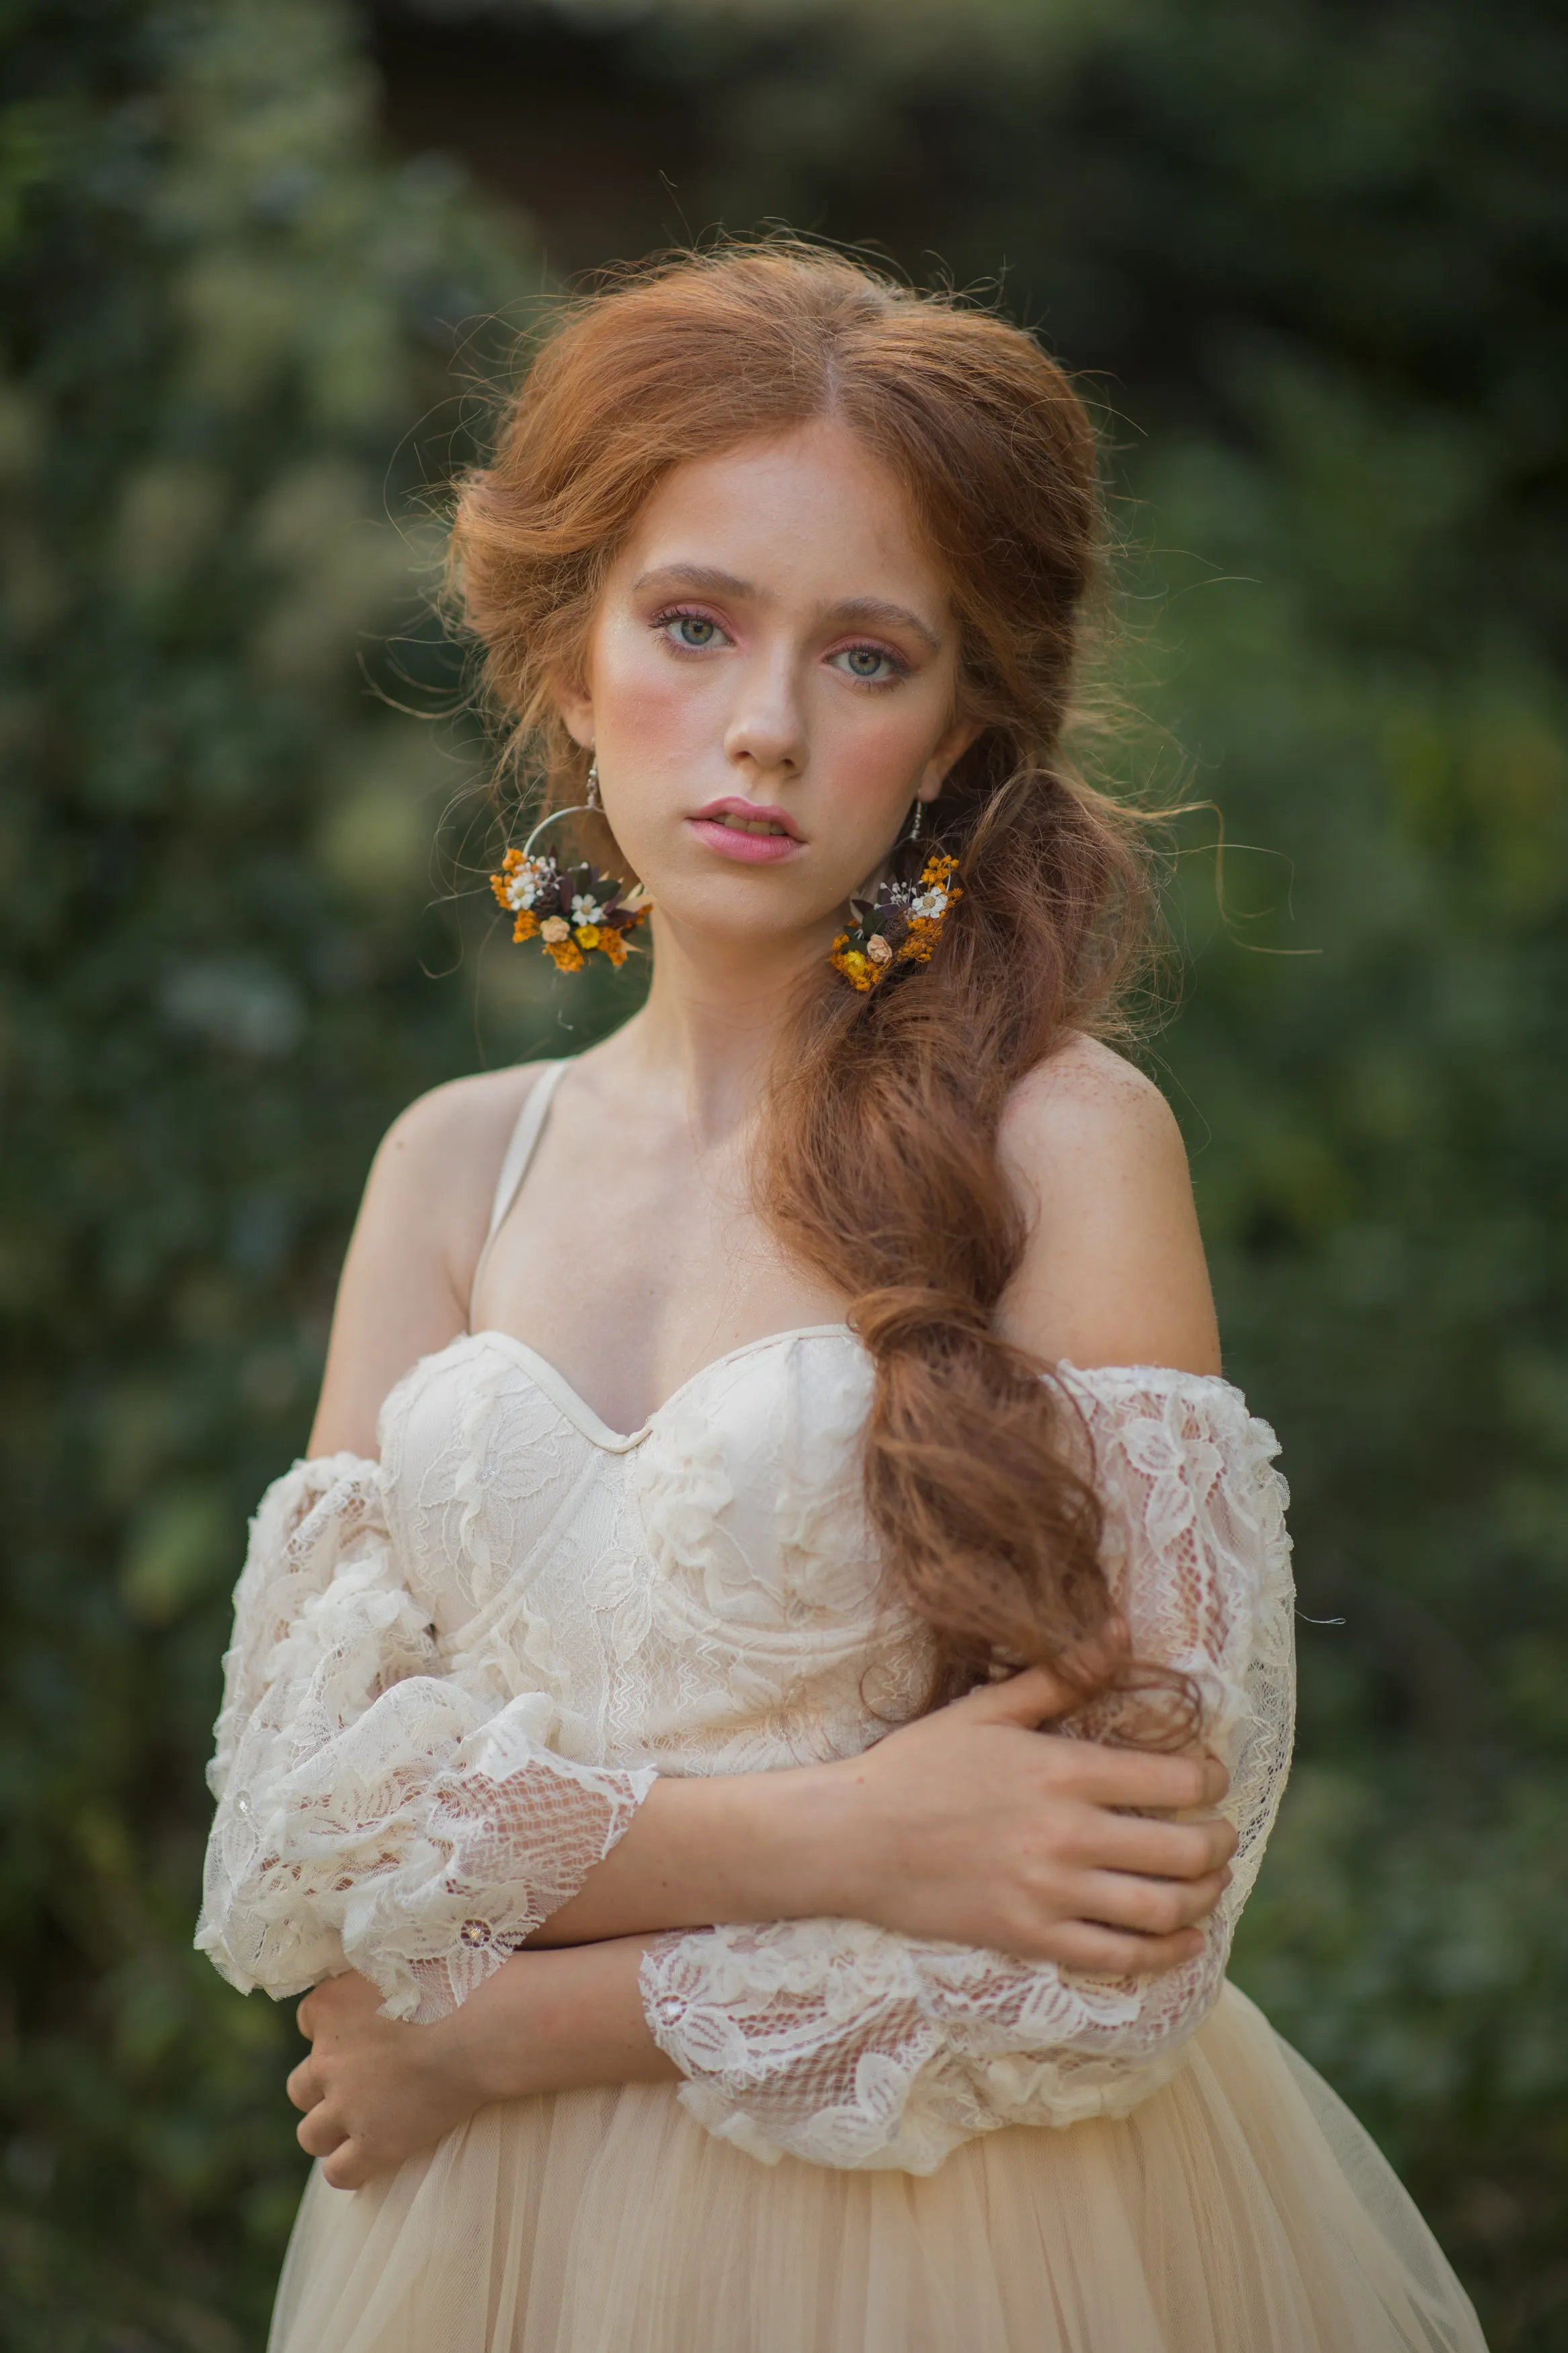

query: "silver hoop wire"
(520, 801), (597, 861)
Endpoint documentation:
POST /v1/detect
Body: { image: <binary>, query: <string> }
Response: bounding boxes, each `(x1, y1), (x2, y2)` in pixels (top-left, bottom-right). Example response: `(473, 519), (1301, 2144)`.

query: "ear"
(917, 713), (985, 801)
(550, 667), (595, 754)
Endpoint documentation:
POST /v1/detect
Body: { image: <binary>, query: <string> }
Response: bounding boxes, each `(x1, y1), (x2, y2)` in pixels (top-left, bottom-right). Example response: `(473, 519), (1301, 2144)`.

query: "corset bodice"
(377, 1325), (928, 1776)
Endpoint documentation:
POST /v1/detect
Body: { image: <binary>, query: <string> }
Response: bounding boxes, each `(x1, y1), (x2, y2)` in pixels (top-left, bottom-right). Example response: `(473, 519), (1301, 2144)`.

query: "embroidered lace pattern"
(640, 1366), (1296, 2171)
(196, 1443), (656, 2024)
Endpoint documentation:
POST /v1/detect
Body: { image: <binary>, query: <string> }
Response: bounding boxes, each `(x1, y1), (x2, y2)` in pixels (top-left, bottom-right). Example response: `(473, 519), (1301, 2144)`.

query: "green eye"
(669, 614), (718, 648)
(833, 645), (901, 681)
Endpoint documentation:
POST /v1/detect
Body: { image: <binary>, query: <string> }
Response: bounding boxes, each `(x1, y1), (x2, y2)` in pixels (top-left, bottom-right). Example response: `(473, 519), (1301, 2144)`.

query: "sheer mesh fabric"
(270, 1987), (1484, 2353)
(639, 1369), (1296, 2169)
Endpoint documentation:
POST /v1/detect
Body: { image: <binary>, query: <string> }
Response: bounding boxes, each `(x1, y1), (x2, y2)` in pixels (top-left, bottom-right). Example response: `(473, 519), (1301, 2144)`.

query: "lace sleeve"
(639, 1366), (1295, 2173)
(196, 1453), (655, 2022)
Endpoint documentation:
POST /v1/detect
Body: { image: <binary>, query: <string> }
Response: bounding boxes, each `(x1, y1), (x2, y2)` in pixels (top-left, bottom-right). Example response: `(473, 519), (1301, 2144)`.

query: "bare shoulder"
(372, 1063), (546, 1216)
(307, 1060), (557, 1458)
(362, 1062), (562, 1295)
(997, 1034), (1221, 1378)
(1001, 1031), (1183, 1174)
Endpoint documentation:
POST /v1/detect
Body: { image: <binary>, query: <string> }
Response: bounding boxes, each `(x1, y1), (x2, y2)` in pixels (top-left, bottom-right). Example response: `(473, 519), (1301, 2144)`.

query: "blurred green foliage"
(0, 1), (570, 2339)
(2, 0), (1565, 2344)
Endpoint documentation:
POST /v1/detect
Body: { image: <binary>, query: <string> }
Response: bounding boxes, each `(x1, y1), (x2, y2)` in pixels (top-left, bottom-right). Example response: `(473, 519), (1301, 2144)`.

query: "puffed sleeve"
(638, 1367), (1295, 2172)
(196, 1453), (655, 2022)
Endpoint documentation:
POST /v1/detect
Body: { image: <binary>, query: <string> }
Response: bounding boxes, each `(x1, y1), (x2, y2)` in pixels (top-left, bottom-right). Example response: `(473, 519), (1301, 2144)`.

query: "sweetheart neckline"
(465, 1322), (861, 1451)
(444, 1328), (1247, 1458)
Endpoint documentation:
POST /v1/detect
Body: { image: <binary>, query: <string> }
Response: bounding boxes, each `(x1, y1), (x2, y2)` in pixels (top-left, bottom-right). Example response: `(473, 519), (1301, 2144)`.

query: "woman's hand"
(288, 1972), (487, 2190)
(530, 1669), (1235, 1976)
(288, 1941), (676, 2190)
(825, 1666), (1237, 1975)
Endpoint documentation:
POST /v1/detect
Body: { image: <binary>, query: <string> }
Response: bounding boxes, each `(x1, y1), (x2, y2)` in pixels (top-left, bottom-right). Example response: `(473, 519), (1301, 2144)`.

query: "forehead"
(614, 417), (952, 615)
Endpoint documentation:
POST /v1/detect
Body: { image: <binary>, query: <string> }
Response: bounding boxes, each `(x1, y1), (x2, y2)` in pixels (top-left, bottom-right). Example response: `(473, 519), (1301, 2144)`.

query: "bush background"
(3, 1), (1565, 2344)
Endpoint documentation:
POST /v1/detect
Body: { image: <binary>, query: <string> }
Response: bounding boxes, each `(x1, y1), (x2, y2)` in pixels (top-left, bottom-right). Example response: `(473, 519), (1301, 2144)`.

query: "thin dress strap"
(467, 1060), (570, 1329)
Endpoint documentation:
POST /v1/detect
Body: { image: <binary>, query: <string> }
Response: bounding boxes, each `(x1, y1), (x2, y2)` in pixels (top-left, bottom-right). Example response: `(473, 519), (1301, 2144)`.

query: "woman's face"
(556, 417), (979, 951)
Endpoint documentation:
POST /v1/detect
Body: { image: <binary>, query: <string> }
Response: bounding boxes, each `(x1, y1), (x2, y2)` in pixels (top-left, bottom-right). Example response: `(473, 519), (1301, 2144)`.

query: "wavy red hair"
(453, 244), (1180, 1726)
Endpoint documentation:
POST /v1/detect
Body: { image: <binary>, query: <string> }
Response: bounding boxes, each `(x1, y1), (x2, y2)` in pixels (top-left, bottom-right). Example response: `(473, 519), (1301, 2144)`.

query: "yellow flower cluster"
(829, 939), (876, 991)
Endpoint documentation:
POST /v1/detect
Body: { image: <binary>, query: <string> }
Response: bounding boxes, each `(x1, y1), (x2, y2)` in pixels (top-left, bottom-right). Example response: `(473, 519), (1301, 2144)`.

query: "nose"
(722, 645), (805, 782)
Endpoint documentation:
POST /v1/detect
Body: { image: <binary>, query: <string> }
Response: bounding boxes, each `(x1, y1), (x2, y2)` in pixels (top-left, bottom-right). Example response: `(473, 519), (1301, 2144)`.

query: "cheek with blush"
(583, 636), (729, 874)
(802, 701), (953, 879)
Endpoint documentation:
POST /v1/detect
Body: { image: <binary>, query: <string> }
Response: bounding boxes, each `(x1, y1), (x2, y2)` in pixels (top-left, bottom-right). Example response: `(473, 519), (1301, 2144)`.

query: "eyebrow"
(630, 564), (944, 655)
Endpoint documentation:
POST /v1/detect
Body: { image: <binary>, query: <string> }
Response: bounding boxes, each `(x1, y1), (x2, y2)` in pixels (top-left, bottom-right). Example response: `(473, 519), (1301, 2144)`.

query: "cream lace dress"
(197, 1062), (1487, 2353)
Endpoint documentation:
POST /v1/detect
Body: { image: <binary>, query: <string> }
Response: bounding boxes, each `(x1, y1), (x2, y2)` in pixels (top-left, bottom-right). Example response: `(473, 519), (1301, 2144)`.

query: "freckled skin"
(554, 418), (981, 954)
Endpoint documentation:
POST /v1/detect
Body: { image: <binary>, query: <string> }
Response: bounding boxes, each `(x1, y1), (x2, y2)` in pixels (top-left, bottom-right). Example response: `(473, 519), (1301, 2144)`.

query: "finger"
(954, 1665), (1079, 1727)
(298, 2102), (349, 2160)
(1073, 1866), (1231, 1938)
(299, 1970), (371, 2042)
(1046, 1919), (1208, 1978)
(1064, 1807), (1238, 1880)
(1042, 1740), (1229, 1813)
(323, 2141), (372, 2192)
(286, 2058), (322, 2114)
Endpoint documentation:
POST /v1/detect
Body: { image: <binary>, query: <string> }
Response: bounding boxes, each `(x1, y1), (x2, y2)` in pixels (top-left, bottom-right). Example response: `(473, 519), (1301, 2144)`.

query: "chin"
(648, 867), (845, 950)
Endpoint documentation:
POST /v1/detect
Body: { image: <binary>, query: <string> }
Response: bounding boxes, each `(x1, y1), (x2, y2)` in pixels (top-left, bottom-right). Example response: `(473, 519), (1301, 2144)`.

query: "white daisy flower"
(506, 856), (550, 910)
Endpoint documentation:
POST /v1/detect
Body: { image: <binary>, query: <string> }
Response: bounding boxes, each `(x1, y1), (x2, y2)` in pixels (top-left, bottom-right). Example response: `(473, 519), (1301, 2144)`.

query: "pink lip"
(688, 797), (804, 865)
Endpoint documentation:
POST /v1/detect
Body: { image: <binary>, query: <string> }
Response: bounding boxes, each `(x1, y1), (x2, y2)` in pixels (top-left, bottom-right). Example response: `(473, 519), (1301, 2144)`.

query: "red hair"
(454, 244), (1181, 1725)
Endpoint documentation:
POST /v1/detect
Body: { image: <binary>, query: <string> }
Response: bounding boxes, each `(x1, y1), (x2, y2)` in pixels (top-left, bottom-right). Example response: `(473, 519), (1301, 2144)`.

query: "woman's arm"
(289, 1942), (669, 2190)
(534, 1679), (1230, 1971)
(636, 1362), (1294, 2170)
(286, 1677), (1236, 2186)
(307, 1067), (538, 1459)
(284, 1368), (1275, 2188)
(271, 1061), (1235, 1981)
(993, 1033), (1221, 1375)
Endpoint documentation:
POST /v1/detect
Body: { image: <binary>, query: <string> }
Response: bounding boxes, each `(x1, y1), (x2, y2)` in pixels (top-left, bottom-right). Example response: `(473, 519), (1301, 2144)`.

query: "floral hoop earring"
(489, 762), (648, 975)
(829, 797), (960, 994)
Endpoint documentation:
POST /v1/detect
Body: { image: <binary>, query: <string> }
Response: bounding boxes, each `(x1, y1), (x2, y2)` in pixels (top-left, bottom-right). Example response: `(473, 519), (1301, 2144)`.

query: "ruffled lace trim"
(197, 1453), (655, 2022)
(642, 1365), (1295, 2170)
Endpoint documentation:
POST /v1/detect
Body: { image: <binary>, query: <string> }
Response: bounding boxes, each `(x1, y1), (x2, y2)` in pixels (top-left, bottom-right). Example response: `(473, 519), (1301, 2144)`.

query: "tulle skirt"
(270, 1984), (1486, 2353)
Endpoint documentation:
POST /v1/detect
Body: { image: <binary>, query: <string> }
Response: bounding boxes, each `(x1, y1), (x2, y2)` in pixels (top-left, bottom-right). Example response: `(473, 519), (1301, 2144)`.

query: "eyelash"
(650, 605), (911, 685)
(652, 605), (731, 653)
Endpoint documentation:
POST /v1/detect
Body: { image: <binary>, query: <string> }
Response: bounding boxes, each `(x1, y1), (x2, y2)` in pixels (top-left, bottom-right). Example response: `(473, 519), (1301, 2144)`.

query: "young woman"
(197, 246), (1486, 2352)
